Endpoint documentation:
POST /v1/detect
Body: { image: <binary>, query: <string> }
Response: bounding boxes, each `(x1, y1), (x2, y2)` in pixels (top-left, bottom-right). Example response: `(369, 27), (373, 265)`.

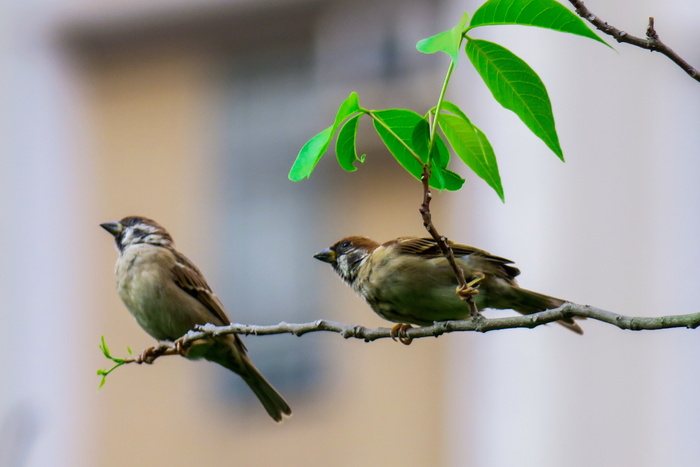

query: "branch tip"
(568, 0), (699, 82)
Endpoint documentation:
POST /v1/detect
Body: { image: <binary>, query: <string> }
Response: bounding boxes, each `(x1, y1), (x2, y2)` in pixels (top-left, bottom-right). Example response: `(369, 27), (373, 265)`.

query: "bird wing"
(170, 250), (233, 326)
(391, 237), (521, 280)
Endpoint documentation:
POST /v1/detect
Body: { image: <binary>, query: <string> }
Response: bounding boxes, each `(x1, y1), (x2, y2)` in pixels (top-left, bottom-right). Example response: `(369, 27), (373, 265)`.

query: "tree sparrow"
(101, 216), (291, 422)
(314, 236), (583, 335)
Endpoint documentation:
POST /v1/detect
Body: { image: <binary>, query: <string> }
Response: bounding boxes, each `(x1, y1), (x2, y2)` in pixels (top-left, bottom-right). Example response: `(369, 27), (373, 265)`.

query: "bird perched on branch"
(101, 216), (291, 422)
(314, 236), (583, 340)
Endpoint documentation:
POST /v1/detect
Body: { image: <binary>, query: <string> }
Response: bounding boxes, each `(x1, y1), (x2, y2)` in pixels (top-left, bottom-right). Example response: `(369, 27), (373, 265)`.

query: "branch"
(419, 165), (479, 316)
(568, 0), (699, 82)
(99, 303), (700, 373)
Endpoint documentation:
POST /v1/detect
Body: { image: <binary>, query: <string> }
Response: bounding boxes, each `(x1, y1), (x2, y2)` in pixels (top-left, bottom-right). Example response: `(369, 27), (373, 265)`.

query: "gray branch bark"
(193, 303), (700, 341)
(568, 0), (699, 81)
(112, 304), (700, 368)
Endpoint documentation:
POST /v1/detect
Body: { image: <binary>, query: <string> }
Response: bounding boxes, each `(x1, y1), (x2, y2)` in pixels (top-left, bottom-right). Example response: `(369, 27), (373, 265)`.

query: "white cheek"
(337, 256), (350, 279)
(123, 229), (142, 246)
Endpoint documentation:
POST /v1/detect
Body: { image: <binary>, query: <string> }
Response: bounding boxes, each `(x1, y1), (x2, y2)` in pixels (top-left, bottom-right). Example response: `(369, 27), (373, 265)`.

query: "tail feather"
(204, 337), (292, 422)
(237, 360), (292, 423)
(511, 288), (584, 335)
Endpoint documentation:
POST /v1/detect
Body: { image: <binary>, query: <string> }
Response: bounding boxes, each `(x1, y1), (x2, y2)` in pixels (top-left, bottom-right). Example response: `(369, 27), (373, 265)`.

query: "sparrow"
(101, 216), (291, 422)
(314, 236), (583, 336)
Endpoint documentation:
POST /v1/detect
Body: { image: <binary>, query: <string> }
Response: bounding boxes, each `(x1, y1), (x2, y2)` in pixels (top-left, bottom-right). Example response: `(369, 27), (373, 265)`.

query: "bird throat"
(333, 251), (368, 285)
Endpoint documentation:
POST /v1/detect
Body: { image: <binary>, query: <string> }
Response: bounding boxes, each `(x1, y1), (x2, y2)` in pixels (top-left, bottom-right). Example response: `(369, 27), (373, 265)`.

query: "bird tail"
(205, 337), (292, 422)
(511, 288), (584, 335)
(236, 358), (292, 423)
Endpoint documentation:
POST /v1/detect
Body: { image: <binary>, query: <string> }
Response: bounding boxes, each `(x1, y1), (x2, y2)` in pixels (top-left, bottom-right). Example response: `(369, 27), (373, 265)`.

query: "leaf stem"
(429, 57), (457, 154)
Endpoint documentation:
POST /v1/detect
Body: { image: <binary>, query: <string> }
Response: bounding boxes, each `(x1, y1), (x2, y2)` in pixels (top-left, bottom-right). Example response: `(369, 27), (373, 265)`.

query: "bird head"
(100, 216), (174, 252)
(314, 236), (379, 285)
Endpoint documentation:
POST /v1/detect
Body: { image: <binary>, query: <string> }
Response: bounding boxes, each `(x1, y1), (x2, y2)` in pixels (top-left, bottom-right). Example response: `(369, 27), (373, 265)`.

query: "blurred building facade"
(2, 0), (700, 466)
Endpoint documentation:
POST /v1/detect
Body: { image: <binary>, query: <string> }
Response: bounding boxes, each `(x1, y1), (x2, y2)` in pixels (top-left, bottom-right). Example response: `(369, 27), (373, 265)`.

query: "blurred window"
(212, 41), (326, 403)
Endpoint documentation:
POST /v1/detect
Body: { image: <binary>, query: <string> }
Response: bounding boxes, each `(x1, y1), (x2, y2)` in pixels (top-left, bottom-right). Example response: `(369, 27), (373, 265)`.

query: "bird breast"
(115, 244), (202, 340)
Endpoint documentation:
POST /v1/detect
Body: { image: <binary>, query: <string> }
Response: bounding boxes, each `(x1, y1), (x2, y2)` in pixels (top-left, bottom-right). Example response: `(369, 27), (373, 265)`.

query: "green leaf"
(335, 92), (361, 126)
(439, 101), (470, 121)
(372, 109), (425, 171)
(410, 118), (431, 162)
(97, 336), (134, 389)
(442, 169), (466, 191)
(432, 139), (449, 170)
(417, 12), (470, 62)
(430, 141), (457, 190)
(439, 113), (504, 201)
(372, 109), (463, 191)
(288, 128), (334, 181)
(410, 118), (453, 189)
(466, 38), (563, 160)
(99, 336), (110, 357)
(288, 92), (362, 181)
(470, 0), (609, 47)
(336, 114), (364, 172)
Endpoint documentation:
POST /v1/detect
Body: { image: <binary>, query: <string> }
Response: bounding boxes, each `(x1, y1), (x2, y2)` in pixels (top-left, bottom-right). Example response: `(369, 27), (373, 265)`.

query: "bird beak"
(313, 248), (336, 263)
(100, 221), (123, 237)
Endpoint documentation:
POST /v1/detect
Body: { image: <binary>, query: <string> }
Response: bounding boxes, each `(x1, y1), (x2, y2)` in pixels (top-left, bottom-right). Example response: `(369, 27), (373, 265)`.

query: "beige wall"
(81, 8), (449, 466)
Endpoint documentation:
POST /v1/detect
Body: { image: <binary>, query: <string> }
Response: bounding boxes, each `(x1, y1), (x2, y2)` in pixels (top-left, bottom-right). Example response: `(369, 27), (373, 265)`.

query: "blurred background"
(1, 0), (699, 465)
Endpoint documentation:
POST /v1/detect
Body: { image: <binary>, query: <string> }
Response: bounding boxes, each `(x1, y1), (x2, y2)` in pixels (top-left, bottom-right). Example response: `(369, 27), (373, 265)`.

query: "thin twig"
(103, 303), (700, 367)
(568, 0), (699, 82)
(418, 165), (479, 316)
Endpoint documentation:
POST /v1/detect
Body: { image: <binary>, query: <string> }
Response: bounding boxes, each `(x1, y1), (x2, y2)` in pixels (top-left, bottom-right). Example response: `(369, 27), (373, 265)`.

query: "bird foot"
(173, 338), (192, 357)
(135, 345), (166, 364)
(456, 274), (484, 299)
(390, 323), (414, 345)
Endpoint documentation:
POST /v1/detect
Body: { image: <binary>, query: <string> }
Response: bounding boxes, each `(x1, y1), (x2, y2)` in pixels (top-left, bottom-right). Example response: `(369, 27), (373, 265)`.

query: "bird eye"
(339, 241), (351, 249)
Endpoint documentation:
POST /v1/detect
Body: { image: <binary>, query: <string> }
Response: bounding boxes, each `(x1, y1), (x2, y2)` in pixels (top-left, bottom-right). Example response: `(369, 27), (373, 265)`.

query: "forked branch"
(568, 0), (699, 81)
